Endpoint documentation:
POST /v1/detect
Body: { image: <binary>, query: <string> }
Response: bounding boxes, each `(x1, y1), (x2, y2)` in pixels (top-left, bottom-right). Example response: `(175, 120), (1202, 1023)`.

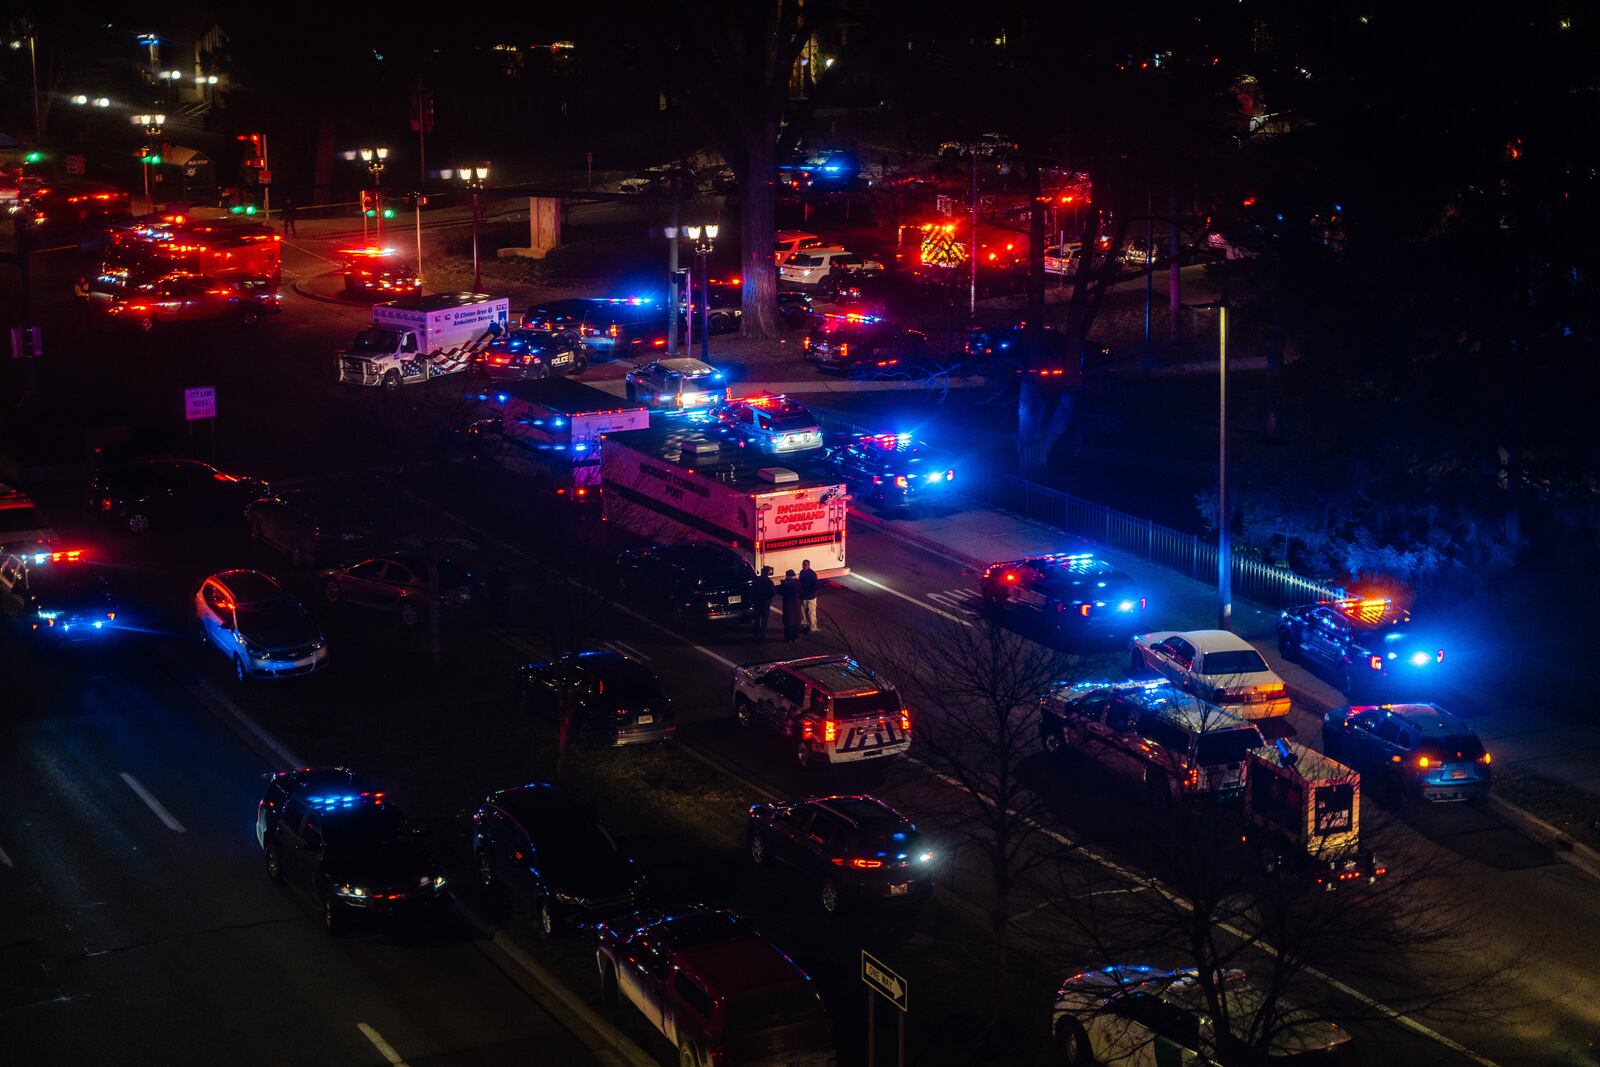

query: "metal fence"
(971, 473), (1343, 607)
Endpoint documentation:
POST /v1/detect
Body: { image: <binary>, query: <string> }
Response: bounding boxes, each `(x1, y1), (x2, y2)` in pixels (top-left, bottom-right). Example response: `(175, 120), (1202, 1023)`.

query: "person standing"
(280, 197), (297, 236)
(780, 569), (802, 642)
(798, 560), (819, 633)
(751, 566), (775, 641)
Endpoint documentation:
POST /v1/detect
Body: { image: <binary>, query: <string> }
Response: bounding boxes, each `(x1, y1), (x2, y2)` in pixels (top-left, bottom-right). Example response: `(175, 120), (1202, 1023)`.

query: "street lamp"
(11, 32), (40, 145)
(133, 114), (166, 215)
(460, 164), (490, 292)
(360, 147), (389, 236)
(685, 223), (719, 359)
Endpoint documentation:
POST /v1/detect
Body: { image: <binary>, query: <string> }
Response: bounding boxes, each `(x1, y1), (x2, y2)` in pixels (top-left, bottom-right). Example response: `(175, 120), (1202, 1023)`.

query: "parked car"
(0, 483), (55, 550)
(1277, 596), (1445, 698)
(731, 654), (913, 769)
(747, 794), (935, 914)
(821, 433), (956, 510)
(615, 541), (756, 625)
(774, 229), (828, 265)
(261, 786), (446, 934)
(470, 783), (646, 936)
(319, 552), (482, 627)
(578, 297), (671, 355)
(100, 273), (280, 330)
(522, 298), (592, 342)
(255, 766), (370, 849)
(1038, 679), (1264, 804)
(803, 321), (934, 377)
(475, 327), (588, 379)
(624, 357), (728, 411)
(1321, 703), (1491, 804)
(92, 457), (267, 535)
(518, 651), (676, 746)
(712, 394), (824, 454)
(196, 569), (328, 681)
(979, 552), (1148, 641)
(596, 908), (835, 1067)
(246, 481), (384, 567)
(1130, 629), (1291, 720)
(0, 546), (119, 639)
(780, 249), (881, 289)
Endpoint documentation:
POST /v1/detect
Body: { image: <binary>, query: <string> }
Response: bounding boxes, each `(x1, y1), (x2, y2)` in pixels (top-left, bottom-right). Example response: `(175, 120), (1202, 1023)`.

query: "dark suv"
(246, 481), (385, 567)
(260, 784), (447, 933)
(747, 794), (935, 914)
(470, 783), (646, 937)
(804, 322), (934, 377)
(1322, 703), (1491, 804)
(91, 457), (267, 535)
(518, 651), (676, 746)
(615, 542), (757, 626)
(979, 552), (1147, 640)
(822, 433), (956, 511)
(596, 909), (835, 1067)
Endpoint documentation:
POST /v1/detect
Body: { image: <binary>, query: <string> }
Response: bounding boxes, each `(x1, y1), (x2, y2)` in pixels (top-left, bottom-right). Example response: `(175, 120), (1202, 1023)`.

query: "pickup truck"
(337, 293), (509, 388)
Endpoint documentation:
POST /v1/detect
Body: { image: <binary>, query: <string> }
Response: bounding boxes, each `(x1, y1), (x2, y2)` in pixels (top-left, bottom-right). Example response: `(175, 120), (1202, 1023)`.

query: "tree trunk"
(739, 121), (783, 339)
(1168, 181), (1183, 342)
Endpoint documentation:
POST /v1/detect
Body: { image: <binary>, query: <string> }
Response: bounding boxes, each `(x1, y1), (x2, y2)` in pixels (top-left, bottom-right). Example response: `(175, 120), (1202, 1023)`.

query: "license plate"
(552, 354), (573, 365)
(636, 715), (654, 725)
(726, 595), (742, 604)
(1450, 769), (1467, 779)
(861, 749), (883, 758)
(888, 883), (911, 896)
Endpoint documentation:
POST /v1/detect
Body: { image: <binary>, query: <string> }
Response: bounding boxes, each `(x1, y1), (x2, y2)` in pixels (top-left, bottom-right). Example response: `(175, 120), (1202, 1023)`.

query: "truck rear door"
(829, 691), (907, 760)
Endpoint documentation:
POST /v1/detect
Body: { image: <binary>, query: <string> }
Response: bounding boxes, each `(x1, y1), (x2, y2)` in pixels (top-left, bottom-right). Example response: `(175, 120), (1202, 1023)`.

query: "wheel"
(820, 878), (842, 915)
(475, 847), (495, 889)
(749, 831), (767, 866)
(399, 601), (420, 627)
(796, 742), (815, 770)
(1129, 647), (1144, 673)
(240, 309), (262, 328)
(324, 579), (342, 603)
(127, 512), (150, 534)
(538, 898), (557, 938)
(138, 317), (155, 333)
(734, 696), (752, 728)
(322, 892), (345, 936)
(1146, 771), (1172, 809)
(1341, 668), (1358, 698)
(599, 961), (620, 1008)
(572, 355), (588, 375)
(234, 655), (250, 683)
(1278, 630), (1298, 661)
(1043, 731), (1065, 756)
(382, 370), (402, 390)
(625, 382), (638, 402)
(264, 843), (283, 883)
(678, 1042), (700, 1067)
(1055, 1017), (1093, 1064)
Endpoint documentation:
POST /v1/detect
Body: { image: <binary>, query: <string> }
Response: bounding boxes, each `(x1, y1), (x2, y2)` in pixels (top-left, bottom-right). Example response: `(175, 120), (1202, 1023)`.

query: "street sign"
(184, 386), (216, 421)
(10, 326), (42, 360)
(258, 169), (272, 185)
(861, 951), (907, 1012)
(65, 154), (85, 175)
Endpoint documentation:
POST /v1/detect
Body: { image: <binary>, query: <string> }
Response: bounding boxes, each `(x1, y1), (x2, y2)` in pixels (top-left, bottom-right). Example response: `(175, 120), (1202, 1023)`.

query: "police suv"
(980, 552), (1148, 639)
(1277, 596), (1445, 697)
(731, 655), (912, 769)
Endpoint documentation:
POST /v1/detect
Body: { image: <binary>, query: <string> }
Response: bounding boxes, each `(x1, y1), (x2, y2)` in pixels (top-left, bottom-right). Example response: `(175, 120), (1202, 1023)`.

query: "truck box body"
(339, 293), (510, 386)
(489, 379), (649, 496)
(1244, 740), (1383, 887)
(602, 423), (849, 579)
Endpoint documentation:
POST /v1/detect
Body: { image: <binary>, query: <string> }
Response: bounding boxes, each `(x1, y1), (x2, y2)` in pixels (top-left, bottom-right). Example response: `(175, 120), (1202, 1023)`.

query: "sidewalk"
(850, 498), (1600, 805)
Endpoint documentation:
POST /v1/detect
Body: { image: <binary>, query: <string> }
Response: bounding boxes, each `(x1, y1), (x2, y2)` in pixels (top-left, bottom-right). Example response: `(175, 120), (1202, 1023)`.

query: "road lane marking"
(845, 572), (973, 627)
(357, 1023), (409, 1067)
(119, 773), (186, 833)
(0, 843), (12, 868)
(606, 639), (650, 661)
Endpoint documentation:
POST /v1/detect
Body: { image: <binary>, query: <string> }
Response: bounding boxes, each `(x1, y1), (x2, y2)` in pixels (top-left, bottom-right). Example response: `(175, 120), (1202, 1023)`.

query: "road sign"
(10, 326), (42, 360)
(65, 154), (85, 175)
(184, 386), (216, 421)
(861, 951), (907, 1012)
(258, 169), (272, 185)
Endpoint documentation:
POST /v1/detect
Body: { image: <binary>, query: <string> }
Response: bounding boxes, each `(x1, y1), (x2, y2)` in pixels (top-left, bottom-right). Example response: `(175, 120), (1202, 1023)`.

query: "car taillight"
(609, 324), (620, 337)
(100, 497), (112, 511)
(802, 720), (814, 740)
(894, 475), (909, 488)
(1369, 655), (1383, 670)
(1080, 603), (1091, 617)
(823, 720), (837, 743)
(900, 709), (911, 732)
(833, 856), (883, 869)
(839, 343), (850, 357)
(803, 335), (811, 350)
(1479, 752), (1491, 764)
(1416, 755), (1432, 768)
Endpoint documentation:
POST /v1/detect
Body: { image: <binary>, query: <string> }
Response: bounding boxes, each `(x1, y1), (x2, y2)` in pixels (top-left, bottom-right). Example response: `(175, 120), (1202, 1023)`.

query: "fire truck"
(481, 378), (649, 501)
(103, 215), (282, 287)
(601, 423), (849, 579)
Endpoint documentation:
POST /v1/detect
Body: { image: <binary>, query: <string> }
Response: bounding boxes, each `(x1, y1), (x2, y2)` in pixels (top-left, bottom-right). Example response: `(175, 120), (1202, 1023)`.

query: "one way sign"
(861, 950), (908, 1012)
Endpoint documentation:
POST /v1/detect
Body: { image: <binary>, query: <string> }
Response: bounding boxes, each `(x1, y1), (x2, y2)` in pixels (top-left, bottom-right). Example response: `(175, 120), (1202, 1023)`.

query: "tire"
(678, 1042), (700, 1067)
(1129, 647), (1144, 673)
(599, 961), (620, 1008)
(1146, 771), (1172, 810)
(749, 830), (767, 866)
(820, 878), (842, 915)
(625, 382), (638, 402)
(538, 899), (558, 939)
(1043, 731), (1065, 756)
(324, 579), (342, 603)
(399, 601), (420, 627)
(796, 742), (815, 770)
(572, 355), (588, 375)
(322, 892), (345, 936)
(138, 317), (155, 333)
(127, 512), (150, 534)
(1341, 668), (1358, 699)
(475, 847), (495, 889)
(264, 842), (283, 883)
(735, 697), (752, 728)
(240, 309), (261, 328)
(234, 655), (250, 683)
(382, 370), (402, 390)
(1055, 1017), (1093, 1064)
(1278, 630), (1298, 661)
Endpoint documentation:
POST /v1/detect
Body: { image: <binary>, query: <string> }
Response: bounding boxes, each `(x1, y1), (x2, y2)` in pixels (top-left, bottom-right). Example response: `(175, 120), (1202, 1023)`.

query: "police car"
(731, 655), (912, 769)
(1130, 629), (1291, 720)
(979, 553), (1147, 638)
(821, 433), (956, 510)
(0, 484), (54, 550)
(1277, 596), (1444, 697)
(0, 547), (119, 638)
(625, 357), (727, 410)
(712, 394), (824, 454)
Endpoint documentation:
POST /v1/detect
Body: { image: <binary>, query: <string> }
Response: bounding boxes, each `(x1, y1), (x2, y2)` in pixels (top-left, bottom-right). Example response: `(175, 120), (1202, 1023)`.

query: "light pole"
(685, 224), (718, 360)
(133, 114), (165, 215)
(360, 147), (389, 237)
(459, 164), (489, 292)
(10, 33), (40, 145)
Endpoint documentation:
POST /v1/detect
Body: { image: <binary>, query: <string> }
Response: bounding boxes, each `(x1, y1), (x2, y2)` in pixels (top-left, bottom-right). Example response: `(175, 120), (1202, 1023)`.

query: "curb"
(176, 663), (663, 1066)
(845, 505), (989, 571)
(1485, 795), (1600, 881)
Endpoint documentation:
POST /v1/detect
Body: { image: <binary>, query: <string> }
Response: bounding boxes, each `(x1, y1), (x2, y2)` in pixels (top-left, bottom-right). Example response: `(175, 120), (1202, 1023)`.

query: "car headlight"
(335, 884), (368, 898)
(433, 875), (447, 889)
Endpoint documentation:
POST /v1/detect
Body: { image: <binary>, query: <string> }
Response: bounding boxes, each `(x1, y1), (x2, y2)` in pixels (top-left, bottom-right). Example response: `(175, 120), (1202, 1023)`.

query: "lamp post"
(133, 114), (165, 215)
(460, 164), (489, 292)
(360, 147), (389, 237)
(685, 224), (718, 359)
(10, 33), (40, 145)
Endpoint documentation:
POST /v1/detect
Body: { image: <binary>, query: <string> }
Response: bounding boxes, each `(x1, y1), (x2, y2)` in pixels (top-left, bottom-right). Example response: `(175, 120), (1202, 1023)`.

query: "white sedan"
(1130, 628), (1290, 719)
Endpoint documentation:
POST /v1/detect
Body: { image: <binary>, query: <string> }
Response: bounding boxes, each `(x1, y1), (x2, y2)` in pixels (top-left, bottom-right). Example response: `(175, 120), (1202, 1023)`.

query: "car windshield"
(834, 690), (900, 718)
(348, 328), (400, 354)
(724, 989), (827, 1034)
(28, 566), (107, 602)
(544, 819), (620, 862)
(1203, 650), (1270, 675)
(0, 506), (47, 537)
(766, 413), (818, 433)
(789, 254), (824, 267)
(237, 597), (307, 627)
(1196, 728), (1262, 766)
(323, 806), (408, 847)
(1416, 735), (1486, 762)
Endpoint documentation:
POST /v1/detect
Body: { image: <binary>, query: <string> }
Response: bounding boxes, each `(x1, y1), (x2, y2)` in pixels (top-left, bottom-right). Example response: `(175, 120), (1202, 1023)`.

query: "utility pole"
(667, 182), (680, 352)
(1168, 182), (1182, 341)
(969, 148), (979, 318)
(1217, 301), (1231, 630)
(260, 133), (271, 219)
(1144, 189), (1154, 347)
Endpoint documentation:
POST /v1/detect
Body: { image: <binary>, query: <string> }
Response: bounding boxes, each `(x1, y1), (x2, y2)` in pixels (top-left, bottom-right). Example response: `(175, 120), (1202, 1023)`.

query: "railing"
(819, 410), (1343, 608)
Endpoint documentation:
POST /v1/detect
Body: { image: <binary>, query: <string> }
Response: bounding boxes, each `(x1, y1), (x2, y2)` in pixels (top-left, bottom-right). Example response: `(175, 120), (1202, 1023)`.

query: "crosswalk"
(926, 586), (982, 617)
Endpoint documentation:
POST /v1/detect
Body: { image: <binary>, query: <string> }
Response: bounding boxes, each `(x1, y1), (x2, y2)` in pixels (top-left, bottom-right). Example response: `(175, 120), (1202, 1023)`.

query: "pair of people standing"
(751, 560), (819, 642)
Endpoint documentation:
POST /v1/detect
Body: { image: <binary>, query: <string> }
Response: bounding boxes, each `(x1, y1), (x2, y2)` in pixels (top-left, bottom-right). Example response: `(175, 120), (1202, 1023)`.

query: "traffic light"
(23, 151), (43, 164)
(362, 192), (376, 217)
(235, 132), (264, 167)
(228, 204), (258, 216)
(139, 148), (163, 165)
(381, 207), (396, 219)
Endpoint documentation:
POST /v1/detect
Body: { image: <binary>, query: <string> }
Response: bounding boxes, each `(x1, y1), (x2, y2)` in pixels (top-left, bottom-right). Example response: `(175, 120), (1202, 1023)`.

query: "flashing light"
(823, 720), (837, 744)
(1003, 572), (1019, 583)
(894, 475), (909, 489)
(901, 709), (911, 732)
(1480, 752), (1492, 765)
(1369, 655), (1383, 670)
(1118, 600), (1135, 612)
(32, 550), (84, 565)
(1409, 651), (1432, 667)
(1080, 603), (1092, 617)
(1416, 756), (1432, 769)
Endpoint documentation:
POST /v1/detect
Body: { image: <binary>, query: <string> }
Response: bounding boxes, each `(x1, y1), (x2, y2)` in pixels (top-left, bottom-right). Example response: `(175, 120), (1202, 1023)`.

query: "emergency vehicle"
(104, 215), (282, 287)
(1277, 595), (1445, 697)
(0, 484), (55, 550)
(487, 378), (649, 501)
(1244, 738), (1386, 889)
(0, 547), (119, 638)
(337, 293), (510, 387)
(340, 247), (419, 296)
(731, 654), (912, 768)
(601, 423), (849, 579)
